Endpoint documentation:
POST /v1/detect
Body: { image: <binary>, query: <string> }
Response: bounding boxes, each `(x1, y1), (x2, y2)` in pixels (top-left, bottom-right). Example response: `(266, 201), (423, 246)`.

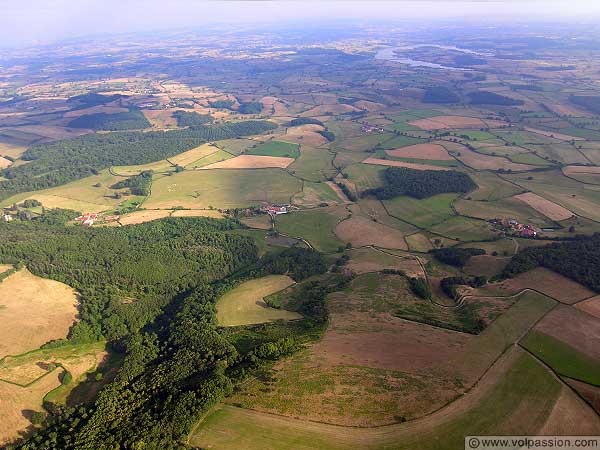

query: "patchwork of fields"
(3, 26), (600, 450)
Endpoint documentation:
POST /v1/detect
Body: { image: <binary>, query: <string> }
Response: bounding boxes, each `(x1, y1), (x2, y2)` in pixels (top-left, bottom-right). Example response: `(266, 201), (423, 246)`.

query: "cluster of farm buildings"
(75, 213), (119, 227)
(489, 218), (537, 238)
(361, 122), (385, 133)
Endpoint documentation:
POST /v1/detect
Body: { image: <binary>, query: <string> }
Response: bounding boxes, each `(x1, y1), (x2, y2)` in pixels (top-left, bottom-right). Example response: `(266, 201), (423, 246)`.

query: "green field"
(467, 171), (523, 201)
(521, 330), (600, 386)
(507, 152), (553, 166)
(247, 140), (300, 158)
(275, 207), (346, 253)
(389, 109), (443, 123)
(186, 148), (234, 168)
(383, 193), (458, 228)
(144, 168), (302, 209)
(453, 130), (497, 141)
(503, 170), (600, 222)
(293, 181), (341, 206)
(288, 147), (336, 182)
(379, 135), (424, 150)
(189, 351), (560, 450)
(216, 275), (300, 327)
(430, 216), (498, 241)
(215, 138), (257, 155)
(344, 164), (385, 191)
(454, 198), (554, 227)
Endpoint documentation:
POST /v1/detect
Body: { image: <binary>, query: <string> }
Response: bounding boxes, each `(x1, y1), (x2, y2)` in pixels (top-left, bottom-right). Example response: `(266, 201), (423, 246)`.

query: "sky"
(2, 0), (600, 48)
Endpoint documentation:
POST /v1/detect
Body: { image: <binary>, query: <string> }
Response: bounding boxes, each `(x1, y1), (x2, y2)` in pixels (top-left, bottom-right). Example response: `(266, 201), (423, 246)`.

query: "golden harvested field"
(216, 275), (299, 327)
(144, 168), (302, 209)
(524, 127), (585, 141)
(385, 143), (454, 160)
(0, 269), (78, 359)
(0, 142), (27, 158)
(0, 156), (11, 168)
(362, 157), (450, 171)
(118, 209), (172, 225)
(199, 155), (295, 169)
(168, 143), (219, 167)
(111, 159), (174, 176)
(575, 295), (600, 319)
(170, 209), (224, 219)
(282, 128), (328, 146)
(408, 115), (486, 130)
(335, 216), (408, 249)
(0, 370), (62, 446)
(513, 192), (574, 221)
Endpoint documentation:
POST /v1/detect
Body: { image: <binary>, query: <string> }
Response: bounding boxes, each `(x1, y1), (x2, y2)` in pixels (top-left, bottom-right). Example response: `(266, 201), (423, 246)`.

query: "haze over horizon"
(2, 0), (600, 48)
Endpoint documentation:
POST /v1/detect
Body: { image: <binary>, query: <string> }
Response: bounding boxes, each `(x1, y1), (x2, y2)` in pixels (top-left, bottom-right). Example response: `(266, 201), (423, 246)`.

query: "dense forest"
(0, 120), (277, 201)
(111, 171), (152, 196)
(318, 129), (335, 141)
(68, 108), (151, 131)
(172, 110), (213, 127)
(570, 95), (600, 115)
(208, 99), (235, 109)
(504, 233), (600, 292)
(7, 218), (332, 450)
(0, 217), (257, 342)
(467, 91), (524, 106)
(67, 93), (125, 109)
(237, 102), (263, 114)
(422, 86), (460, 103)
(289, 117), (324, 127)
(364, 167), (476, 200)
(430, 247), (485, 267)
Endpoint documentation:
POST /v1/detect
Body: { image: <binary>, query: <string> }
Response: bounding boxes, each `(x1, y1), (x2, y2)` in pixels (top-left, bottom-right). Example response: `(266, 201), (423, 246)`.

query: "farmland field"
(144, 168), (302, 209)
(383, 193), (458, 228)
(4, 15), (600, 450)
(216, 275), (299, 326)
(275, 206), (346, 252)
(0, 269), (78, 359)
(246, 140), (300, 158)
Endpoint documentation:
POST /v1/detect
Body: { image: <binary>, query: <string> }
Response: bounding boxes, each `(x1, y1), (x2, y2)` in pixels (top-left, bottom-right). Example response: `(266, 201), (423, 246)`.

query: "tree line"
(503, 233), (600, 292)
(364, 167), (476, 200)
(0, 120), (277, 201)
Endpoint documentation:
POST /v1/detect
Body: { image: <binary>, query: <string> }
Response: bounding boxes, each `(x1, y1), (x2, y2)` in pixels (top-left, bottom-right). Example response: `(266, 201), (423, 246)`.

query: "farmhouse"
(267, 205), (288, 215)
(75, 213), (99, 227)
(489, 217), (537, 237)
(361, 122), (385, 133)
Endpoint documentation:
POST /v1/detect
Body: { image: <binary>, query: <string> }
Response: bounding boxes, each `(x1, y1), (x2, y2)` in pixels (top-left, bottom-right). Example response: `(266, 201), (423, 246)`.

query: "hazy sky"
(2, 0), (600, 48)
